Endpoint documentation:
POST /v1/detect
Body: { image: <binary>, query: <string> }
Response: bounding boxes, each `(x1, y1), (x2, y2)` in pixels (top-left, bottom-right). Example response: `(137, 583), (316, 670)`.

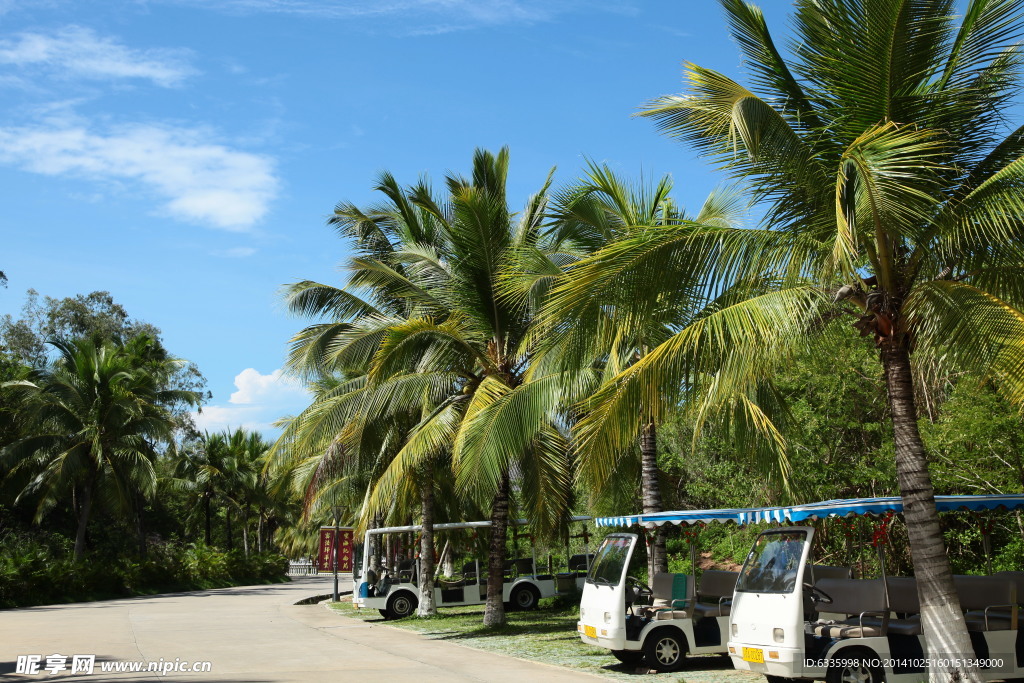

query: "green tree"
(536, 161), (745, 577)
(2, 336), (200, 560)
(275, 149), (574, 626)
(0, 289), (207, 435)
(549, 0), (1024, 676)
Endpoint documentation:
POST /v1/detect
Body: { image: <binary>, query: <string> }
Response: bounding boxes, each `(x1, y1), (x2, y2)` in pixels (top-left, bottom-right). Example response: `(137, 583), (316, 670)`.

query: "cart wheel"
(510, 584), (540, 611)
(643, 628), (687, 672)
(377, 609), (388, 618)
(384, 592), (417, 620)
(825, 653), (884, 683)
(612, 649), (645, 665)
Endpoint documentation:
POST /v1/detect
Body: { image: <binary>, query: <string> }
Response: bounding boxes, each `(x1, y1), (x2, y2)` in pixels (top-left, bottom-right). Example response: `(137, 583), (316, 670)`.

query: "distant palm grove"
(3, 0), (1024, 678)
(0, 292), (294, 607)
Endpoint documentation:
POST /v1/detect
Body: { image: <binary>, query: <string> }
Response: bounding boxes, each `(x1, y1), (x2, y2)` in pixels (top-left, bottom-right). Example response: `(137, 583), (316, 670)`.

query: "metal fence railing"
(287, 560), (319, 576)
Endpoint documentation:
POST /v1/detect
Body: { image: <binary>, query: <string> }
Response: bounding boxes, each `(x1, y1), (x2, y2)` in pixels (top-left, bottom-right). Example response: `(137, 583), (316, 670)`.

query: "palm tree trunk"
(242, 507), (250, 557)
(226, 508), (233, 552)
(881, 341), (980, 682)
(417, 464), (437, 616)
(640, 421), (667, 577)
(483, 469), (510, 627)
(73, 483), (94, 562)
(135, 491), (147, 559)
(204, 492), (212, 546)
(257, 509), (264, 553)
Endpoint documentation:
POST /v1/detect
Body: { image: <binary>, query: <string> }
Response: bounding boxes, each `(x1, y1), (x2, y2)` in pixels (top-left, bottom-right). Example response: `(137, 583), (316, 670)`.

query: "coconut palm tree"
(2, 336), (199, 560)
(275, 148), (576, 625)
(536, 161), (747, 577)
(547, 0), (1024, 677)
(360, 149), (585, 626)
(270, 171), (458, 615)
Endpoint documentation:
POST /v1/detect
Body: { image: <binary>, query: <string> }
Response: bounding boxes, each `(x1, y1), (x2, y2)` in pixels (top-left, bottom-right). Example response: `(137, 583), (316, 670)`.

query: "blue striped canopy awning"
(738, 494), (1024, 525)
(595, 507), (754, 528)
(596, 494), (1024, 529)
(595, 515), (642, 528)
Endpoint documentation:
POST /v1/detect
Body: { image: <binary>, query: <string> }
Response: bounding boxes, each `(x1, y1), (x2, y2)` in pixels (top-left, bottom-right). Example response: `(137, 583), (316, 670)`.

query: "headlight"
(580, 607), (585, 617)
(773, 628), (785, 643)
(732, 623), (738, 636)
(604, 612), (611, 624)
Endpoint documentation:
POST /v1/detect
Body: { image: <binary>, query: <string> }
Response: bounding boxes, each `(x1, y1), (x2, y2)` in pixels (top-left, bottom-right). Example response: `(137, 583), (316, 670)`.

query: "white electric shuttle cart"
(353, 516), (592, 619)
(728, 494), (1024, 683)
(578, 506), (761, 671)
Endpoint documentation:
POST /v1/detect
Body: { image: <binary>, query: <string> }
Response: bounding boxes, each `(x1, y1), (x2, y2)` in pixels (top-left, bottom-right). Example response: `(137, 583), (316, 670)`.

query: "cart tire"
(384, 591), (417, 620)
(766, 677), (800, 683)
(825, 652), (884, 683)
(643, 628), (687, 672)
(509, 584), (540, 611)
(612, 650), (645, 665)
(378, 609), (388, 618)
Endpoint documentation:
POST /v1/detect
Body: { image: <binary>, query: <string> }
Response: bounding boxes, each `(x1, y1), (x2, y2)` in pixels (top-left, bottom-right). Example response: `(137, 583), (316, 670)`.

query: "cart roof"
(596, 494), (1024, 529)
(596, 507), (754, 528)
(365, 515), (590, 536)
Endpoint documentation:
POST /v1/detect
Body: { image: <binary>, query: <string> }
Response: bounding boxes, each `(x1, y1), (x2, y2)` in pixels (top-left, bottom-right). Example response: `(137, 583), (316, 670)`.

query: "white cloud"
(229, 367), (306, 404)
(0, 121), (278, 230)
(192, 403), (273, 434)
(192, 367), (309, 435)
(0, 26), (196, 87)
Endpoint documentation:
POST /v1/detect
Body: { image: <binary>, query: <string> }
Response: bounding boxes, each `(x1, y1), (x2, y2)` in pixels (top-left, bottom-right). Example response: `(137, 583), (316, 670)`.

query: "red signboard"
(317, 527), (354, 572)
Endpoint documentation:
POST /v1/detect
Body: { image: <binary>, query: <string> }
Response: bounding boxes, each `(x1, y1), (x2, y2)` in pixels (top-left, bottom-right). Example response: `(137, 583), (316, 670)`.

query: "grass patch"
(329, 598), (761, 682)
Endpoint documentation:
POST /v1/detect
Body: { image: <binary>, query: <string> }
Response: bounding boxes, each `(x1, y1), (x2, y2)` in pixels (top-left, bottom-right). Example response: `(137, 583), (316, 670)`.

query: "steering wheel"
(626, 576), (653, 602)
(803, 582), (833, 604)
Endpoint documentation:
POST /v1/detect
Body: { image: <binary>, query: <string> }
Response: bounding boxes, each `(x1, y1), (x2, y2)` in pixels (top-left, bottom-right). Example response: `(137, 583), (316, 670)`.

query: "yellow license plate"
(742, 647), (764, 663)
(584, 625), (597, 638)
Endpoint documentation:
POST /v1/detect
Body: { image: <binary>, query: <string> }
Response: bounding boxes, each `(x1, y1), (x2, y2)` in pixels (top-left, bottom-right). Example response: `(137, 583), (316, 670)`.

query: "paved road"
(0, 577), (602, 682)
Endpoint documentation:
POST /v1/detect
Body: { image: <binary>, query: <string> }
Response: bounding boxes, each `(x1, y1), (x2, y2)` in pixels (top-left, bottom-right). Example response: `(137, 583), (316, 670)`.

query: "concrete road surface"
(0, 576), (602, 682)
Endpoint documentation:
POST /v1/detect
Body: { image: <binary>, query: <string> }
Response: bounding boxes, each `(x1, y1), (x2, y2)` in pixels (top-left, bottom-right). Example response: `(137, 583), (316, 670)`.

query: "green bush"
(0, 533), (289, 608)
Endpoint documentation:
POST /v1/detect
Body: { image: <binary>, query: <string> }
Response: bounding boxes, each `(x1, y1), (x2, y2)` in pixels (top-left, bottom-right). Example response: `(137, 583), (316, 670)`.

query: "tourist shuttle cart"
(728, 494), (1024, 683)
(353, 516), (592, 619)
(578, 506), (760, 671)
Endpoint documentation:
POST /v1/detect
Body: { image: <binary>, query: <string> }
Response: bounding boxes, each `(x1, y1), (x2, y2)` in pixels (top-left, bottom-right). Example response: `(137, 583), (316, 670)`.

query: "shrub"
(0, 533), (288, 608)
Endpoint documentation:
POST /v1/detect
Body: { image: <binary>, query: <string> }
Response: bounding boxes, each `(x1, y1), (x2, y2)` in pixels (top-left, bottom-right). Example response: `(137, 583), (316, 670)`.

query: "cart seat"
(956, 575), (1017, 631)
(881, 576), (922, 635)
(568, 554), (594, 575)
(636, 572), (692, 619)
(803, 566), (853, 616)
(811, 578), (888, 638)
(692, 570), (739, 618)
(504, 557), (534, 578)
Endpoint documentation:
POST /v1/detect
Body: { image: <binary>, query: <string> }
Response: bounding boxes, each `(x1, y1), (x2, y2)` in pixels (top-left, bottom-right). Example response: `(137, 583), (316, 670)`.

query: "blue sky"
(0, 0), (794, 436)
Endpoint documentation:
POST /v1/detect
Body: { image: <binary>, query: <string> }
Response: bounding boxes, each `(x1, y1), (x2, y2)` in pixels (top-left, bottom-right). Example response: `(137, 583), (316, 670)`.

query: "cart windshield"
(736, 530), (808, 594)
(587, 535), (634, 586)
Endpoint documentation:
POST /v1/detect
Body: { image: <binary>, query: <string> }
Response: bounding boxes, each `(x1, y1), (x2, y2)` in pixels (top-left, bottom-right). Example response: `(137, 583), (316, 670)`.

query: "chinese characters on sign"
(317, 527), (353, 572)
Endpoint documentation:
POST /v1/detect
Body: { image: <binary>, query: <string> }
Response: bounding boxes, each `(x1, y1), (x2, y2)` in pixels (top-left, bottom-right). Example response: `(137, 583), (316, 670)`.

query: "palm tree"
(2, 336), (199, 560)
(275, 148), (575, 626)
(546, 0), (1024, 676)
(174, 429), (259, 550)
(362, 149), (582, 626)
(171, 437), (218, 546)
(537, 161), (747, 577)
(271, 171), (457, 615)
